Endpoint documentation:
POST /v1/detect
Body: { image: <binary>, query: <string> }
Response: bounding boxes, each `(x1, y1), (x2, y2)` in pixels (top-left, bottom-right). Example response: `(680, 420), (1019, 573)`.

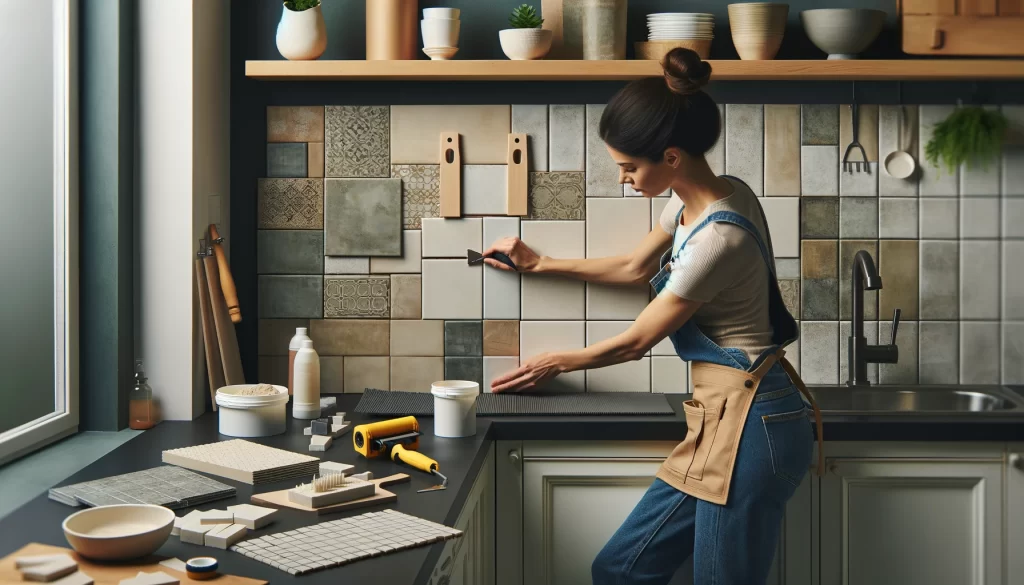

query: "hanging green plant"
(924, 106), (1008, 175)
(284, 0), (320, 11)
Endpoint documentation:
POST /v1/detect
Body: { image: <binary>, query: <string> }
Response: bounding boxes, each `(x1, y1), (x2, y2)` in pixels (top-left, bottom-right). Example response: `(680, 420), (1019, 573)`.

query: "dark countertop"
(4, 388), (1024, 585)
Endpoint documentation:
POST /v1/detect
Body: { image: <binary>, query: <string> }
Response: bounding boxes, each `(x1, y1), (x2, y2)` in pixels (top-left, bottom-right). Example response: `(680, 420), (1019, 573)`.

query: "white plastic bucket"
(431, 380), (479, 438)
(216, 384), (289, 437)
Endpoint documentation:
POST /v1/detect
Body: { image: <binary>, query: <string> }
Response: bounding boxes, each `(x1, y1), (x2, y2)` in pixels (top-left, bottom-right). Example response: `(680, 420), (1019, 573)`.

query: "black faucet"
(848, 250), (900, 386)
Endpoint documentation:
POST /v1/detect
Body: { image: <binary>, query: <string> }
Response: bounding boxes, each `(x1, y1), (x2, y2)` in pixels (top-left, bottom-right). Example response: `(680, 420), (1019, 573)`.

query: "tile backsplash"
(256, 104), (1024, 392)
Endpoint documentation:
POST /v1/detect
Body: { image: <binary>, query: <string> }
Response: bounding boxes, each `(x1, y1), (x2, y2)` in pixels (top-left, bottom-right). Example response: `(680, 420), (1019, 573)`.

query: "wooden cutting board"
(0, 543), (266, 585)
(204, 255), (245, 386)
(195, 258), (225, 411)
(251, 473), (411, 516)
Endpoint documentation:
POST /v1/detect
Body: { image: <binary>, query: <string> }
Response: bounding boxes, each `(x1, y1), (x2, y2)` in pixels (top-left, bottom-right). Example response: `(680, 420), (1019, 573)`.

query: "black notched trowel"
(467, 248), (517, 271)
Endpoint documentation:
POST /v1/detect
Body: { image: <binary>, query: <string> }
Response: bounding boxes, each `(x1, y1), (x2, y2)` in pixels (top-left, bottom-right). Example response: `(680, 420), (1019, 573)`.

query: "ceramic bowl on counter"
(801, 8), (886, 59)
(62, 504), (175, 560)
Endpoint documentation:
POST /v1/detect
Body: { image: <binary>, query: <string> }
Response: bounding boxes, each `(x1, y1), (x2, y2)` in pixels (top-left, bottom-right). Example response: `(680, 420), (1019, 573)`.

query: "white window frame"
(0, 0), (79, 464)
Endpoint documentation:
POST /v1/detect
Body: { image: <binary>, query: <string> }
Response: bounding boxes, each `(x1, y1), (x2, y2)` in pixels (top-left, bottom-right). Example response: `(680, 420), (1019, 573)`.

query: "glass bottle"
(129, 359), (157, 430)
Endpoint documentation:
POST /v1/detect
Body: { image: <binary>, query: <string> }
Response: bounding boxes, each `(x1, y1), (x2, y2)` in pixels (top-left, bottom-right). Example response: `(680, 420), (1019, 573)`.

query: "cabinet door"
(820, 458), (1002, 585)
(1008, 444), (1024, 585)
(902, 0), (1024, 55)
(427, 446), (495, 585)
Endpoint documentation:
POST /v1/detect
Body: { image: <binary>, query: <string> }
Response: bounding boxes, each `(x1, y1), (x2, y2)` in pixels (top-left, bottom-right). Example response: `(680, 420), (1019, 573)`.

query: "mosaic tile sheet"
(324, 276), (390, 318)
(49, 466), (235, 509)
(326, 106), (390, 178)
(392, 164), (440, 229)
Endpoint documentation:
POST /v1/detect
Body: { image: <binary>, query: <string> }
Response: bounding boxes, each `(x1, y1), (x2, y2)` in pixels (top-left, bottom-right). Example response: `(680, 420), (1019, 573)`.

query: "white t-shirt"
(657, 178), (774, 362)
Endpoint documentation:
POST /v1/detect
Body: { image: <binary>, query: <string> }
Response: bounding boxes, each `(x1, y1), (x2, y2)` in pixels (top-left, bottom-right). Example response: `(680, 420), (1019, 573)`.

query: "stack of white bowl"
(636, 13), (714, 59)
(421, 7), (461, 60)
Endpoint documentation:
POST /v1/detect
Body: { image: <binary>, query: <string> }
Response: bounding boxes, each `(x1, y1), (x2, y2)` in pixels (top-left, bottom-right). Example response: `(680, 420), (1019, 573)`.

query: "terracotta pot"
(276, 4), (328, 61)
(366, 0), (418, 60)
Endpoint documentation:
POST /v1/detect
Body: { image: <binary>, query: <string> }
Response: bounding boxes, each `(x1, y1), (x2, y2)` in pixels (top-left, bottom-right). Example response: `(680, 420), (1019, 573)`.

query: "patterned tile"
(725, 104), (764, 196)
(390, 274), (422, 320)
(512, 104), (549, 172)
(586, 104), (623, 197)
(343, 357), (389, 393)
(324, 277), (390, 319)
(839, 240), (878, 320)
(309, 319), (390, 355)
(392, 165), (440, 230)
(324, 178), (402, 256)
(802, 105), (839, 145)
(258, 275), (323, 319)
(802, 240), (838, 320)
(839, 197), (878, 239)
(445, 357), (484, 386)
(779, 279), (800, 318)
(258, 179), (324, 229)
(878, 240), (919, 320)
(527, 172), (585, 220)
(326, 106), (389, 178)
(483, 320), (519, 356)
(801, 197), (839, 239)
(267, 106), (324, 143)
(268, 143), (308, 178)
(764, 105), (800, 196)
(257, 230), (324, 274)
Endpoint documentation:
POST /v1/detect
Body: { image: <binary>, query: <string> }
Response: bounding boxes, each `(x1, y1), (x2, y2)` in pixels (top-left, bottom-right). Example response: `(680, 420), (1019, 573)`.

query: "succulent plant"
(508, 4), (544, 28)
(284, 0), (320, 12)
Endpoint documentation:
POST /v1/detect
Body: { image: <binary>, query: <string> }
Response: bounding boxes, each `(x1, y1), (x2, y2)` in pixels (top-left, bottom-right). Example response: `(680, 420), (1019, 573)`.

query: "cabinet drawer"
(903, 15), (1024, 54)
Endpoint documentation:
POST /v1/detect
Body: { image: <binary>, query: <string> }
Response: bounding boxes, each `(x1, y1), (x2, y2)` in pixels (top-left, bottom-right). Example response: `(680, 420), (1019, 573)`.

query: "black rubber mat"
(354, 389), (675, 416)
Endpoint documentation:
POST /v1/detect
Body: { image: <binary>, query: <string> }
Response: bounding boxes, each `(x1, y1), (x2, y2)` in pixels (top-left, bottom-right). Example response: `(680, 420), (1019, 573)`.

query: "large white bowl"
(62, 504), (175, 560)
(801, 8), (886, 59)
(499, 28), (553, 60)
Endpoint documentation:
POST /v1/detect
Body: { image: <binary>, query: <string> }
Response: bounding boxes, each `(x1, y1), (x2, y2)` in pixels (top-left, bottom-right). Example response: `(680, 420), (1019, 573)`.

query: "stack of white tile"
(173, 504), (277, 550)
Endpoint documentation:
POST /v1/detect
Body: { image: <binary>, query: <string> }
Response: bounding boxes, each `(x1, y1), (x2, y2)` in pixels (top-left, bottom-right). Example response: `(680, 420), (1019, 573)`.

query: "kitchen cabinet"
(426, 445), (495, 585)
(902, 0), (1024, 55)
(1008, 444), (1024, 585)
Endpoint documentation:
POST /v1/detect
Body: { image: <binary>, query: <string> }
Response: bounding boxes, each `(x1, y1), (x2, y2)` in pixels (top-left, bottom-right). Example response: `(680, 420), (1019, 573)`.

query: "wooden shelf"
(245, 59), (1024, 81)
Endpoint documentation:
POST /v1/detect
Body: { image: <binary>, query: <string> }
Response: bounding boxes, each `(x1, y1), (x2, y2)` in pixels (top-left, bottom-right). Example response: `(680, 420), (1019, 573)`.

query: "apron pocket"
(682, 399), (724, 481)
(761, 408), (814, 488)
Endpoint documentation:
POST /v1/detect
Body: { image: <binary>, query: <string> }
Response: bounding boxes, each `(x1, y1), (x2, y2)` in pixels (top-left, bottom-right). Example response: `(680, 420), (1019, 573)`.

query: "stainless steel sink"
(807, 385), (1024, 415)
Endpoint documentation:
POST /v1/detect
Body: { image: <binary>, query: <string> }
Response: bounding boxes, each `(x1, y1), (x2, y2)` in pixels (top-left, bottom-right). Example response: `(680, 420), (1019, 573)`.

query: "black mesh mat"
(354, 389), (675, 416)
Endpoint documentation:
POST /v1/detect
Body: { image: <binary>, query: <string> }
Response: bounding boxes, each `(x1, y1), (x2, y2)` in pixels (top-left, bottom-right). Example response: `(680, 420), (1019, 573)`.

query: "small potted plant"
(925, 105), (1009, 175)
(499, 4), (552, 60)
(276, 0), (327, 61)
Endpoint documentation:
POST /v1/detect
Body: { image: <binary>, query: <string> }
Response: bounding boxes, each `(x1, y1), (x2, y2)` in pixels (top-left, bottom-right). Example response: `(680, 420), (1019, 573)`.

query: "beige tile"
(879, 240), (919, 320)
(586, 284), (649, 320)
(258, 319), (309, 356)
(519, 321), (585, 391)
(390, 105), (511, 164)
(651, 357), (689, 393)
(521, 220), (585, 257)
(267, 106), (324, 143)
(370, 230), (422, 273)
(422, 260), (483, 319)
(422, 218), (482, 258)
(483, 357), (520, 392)
(309, 319), (390, 355)
(585, 198), (651, 258)
(484, 218), (521, 319)
(522, 275), (585, 320)
(343, 356), (389, 393)
(463, 165), (508, 215)
(764, 105), (801, 196)
(258, 356), (288, 387)
(391, 357), (445, 392)
(587, 321), (648, 356)
(307, 142), (324, 178)
(652, 335), (676, 356)
(839, 104), (879, 162)
(390, 320), (444, 356)
(759, 197), (800, 258)
(321, 356), (344, 394)
(587, 357), (650, 392)
(391, 274), (422, 319)
(651, 197), (671, 231)
(483, 320), (520, 356)
(726, 104), (764, 196)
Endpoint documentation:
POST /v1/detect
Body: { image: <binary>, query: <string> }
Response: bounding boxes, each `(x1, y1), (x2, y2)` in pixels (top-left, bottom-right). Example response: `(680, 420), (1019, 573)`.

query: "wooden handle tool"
(507, 133), (528, 216)
(439, 132), (461, 218)
(209, 224), (241, 323)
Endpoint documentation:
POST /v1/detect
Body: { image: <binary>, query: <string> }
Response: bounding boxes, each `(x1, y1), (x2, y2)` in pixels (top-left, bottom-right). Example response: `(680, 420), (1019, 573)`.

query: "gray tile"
(839, 163), (878, 197)
(1004, 323), (1024, 385)
(839, 321), (878, 384)
(324, 178), (402, 256)
(725, 104), (764, 196)
(257, 230), (324, 274)
(325, 257), (369, 274)
(801, 146), (839, 196)
(919, 240), (959, 320)
(800, 321), (839, 385)
(802, 240), (839, 320)
(268, 143), (308, 178)
(918, 105), (959, 197)
(1004, 199), (1024, 238)
(960, 322), (1000, 384)
(549, 105), (585, 171)
(258, 178), (324, 230)
(528, 172), (585, 220)
(392, 164), (439, 230)
(879, 320), (917, 384)
(839, 197), (878, 239)
(445, 356), (483, 385)
(776, 258), (800, 279)
(801, 197), (838, 239)
(324, 276), (390, 319)
(878, 198), (918, 239)
(512, 105), (548, 172)
(1005, 241), (1024, 320)
(960, 197), (1000, 238)
(878, 105), (919, 197)
(802, 279), (838, 321)
(586, 104), (622, 197)
(445, 320), (483, 356)
(960, 241), (999, 320)
(802, 105), (839, 145)
(919, 198), (958, 239)
(259, 275), (323, 318)
(326, 106), (390, 178)
(919, 321), (958, 384)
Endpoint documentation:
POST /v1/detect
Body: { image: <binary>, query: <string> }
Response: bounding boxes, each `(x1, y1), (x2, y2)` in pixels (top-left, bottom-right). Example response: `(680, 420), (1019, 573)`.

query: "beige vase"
(366, 0), (418, 60)
(276, 4), (328, 61)
(580, 0), (628, 60)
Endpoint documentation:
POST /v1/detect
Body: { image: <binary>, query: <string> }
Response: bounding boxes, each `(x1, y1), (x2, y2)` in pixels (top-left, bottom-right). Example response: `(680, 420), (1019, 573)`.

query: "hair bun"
(662, 48), (711, 96)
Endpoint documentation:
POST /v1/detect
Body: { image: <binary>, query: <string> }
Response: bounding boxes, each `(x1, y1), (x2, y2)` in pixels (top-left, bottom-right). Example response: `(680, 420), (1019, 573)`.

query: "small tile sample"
(391, 105), (510, 164)
(960, 197), (1000, 238)
(586, 104), (623, 197)
(392, 164), (440, 230)
(258, 319), (309, 356)
(764, 105), (800, 196)
(960, 240), (999, 320)
(527, 172), (585, 220)
(343, 356), (389, 392)
(1004, 323), (1024, 385)
(390, 320), (444, 356)
(310, 319), (389, 355)
(258, 357), (288, 386)
(445, 357), (484, 385)
(391, 357), (445, 391)
(268, 106), (324, 142)
(878, 240), (919, 320)
(158, 558), (189, 573)
(878, 105), (919, 197)
(370, 230), (421, 274)
(839, 197), (878, 239)
(878, 198), (918, 239)
(918, 105), (959, 197)
(800, 321), (839, 385)
(258, 178), (324, 230)
(463, 165), (508, 215)
(586, 198), (651, 258)
(802, 240), (839, 320)
(519, 321), (585, 391)
(586, 284), (650, 320)
(839, 163), (878, 197)
(421, 260), (483, 319)
(839, 240), (878, 320)
(801, 146), (839, 196)
(308, 142), (324, 178)
(259, 276), (323, 319)
(1003, 199), (1024, 238)
(512, 104), (549, 171)
(206, 523), (248, 550)
(651, 357), (688, 393)
(445, 320), (483, 356)
(549, 104), (585, 171)
(180, 521), (217, 545)
(840, 104), (879, 162)
(422, 218), (482, 258)
(483, 217), (521, 319)
(321, 356), (344, 393)
(309, 435), (333, 452)
(483, 357), (520, 392)
(390, 274), (422, 319)
(960, 322), (1000, 384)
(483, 320), (519, 356)
(706, 104), (726, 176)
(325, 105), (389, 178)
(919, 198), (959, 239)
(725, 104), (764, 196)
(162, 440), (319, 485)
(199, 510), (235, 525)
(15, 555), (74, 570)
(324, 178), (402, 256)
(919, 240), (959, 320)
(257, 230), (324, 274)
(839, 320), (878, 385)
(325, 257), (369, 275)
(801, 197), (839, 239)
(324, 277), (390, 319)
(802, 105), (839, 145)
(1006, 241), (1024, 320)
(20, 558), (80, 583)
(919, 321), (958, 384)
(268, 143), (308, 178)
(879, 320), (917, 384)
(760, 197), (799, 257)
(779, 279), (800, 318)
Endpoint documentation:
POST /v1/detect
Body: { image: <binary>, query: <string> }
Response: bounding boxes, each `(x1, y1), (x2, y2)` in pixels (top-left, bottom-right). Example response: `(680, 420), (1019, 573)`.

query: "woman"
(483, 48), (823, 585)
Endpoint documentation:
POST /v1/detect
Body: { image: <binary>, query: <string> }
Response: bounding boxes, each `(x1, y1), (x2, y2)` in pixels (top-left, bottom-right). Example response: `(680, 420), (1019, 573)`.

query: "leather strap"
(777, 349), (825, 476)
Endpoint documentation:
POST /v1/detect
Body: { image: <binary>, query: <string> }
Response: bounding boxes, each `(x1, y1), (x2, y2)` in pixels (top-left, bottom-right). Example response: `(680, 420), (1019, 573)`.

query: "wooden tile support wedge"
(204, 255), (245, 387)
(507, 133), (528, 216)
(439, 132), (462, 217)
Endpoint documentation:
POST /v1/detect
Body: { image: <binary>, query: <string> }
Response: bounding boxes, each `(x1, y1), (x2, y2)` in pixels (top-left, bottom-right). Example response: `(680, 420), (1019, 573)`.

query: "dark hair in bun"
(599, 47), (720, 161)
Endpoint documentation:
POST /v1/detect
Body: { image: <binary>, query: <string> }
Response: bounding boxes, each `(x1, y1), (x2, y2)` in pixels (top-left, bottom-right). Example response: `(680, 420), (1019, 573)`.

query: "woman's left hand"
(491, 352), (566, 393)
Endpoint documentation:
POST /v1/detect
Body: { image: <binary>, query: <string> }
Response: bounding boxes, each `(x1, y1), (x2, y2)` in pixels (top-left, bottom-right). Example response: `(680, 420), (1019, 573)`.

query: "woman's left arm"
(491, 292), (703, 393)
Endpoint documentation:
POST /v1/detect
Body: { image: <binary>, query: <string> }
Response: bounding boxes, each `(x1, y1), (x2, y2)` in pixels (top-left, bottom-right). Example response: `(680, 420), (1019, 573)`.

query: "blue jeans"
(592, 384), (813, 585)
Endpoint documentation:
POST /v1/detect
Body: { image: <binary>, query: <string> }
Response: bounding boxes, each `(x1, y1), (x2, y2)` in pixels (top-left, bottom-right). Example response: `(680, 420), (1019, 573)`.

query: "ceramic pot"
(580, 0), (628, 60)
(276, 3), (327, 61)
(801, 8), (886, 59)
(367, 0), (418, 60)
(728, 2), (788, 60)
(421, 18), (461, 49)
(499, 28), (553, 60)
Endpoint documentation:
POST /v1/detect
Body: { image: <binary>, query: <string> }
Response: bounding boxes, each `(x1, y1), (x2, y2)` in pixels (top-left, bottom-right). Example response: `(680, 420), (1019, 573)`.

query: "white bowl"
(63, 504), (175, 560)
(499, 28), (553, 60)
(423, 7), (460, 20)
(801, 8), (886, 59)
(648, 12), (714, 19)
(421, 18), (460, 48)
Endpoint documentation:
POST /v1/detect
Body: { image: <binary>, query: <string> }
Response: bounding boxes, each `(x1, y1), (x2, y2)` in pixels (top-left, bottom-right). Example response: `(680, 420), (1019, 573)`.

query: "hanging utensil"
(842, 82), (868, 174)
(883, 83), (917, 180)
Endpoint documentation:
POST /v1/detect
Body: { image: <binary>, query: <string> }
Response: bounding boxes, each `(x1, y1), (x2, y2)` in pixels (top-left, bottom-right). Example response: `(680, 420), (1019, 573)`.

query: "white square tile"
(587, 321), (648, 356)
(484, 216), (520, 246)
(919, 105), (959, 197)
(707, 104), (726, 176)
(586, 284), (649, 320)
(1006, 241), (1024, 320)
(919, 199), (959, 239)
(520, 220), (585, 257)
(586, 104), (623, 197)
(325, 257), (369, 274)
(652, 334), (676, 356)
(726, 104), (764, 196)
(759, 197), (799, 258)
(421, 260), (482, 319)
(483, 357), (520, 392)
(801, 146), (839, 196)
(651, 356), (688, 393)
(586, 198), (651, 258)
(549, 105), (584, 172)
(784, 337), (800, 376)
(463, 165), (508, 215)
(839, 163), (878, 197)
(421, 218), (482, 258)
(390, 320), (444, 356)
(800, 321), (838, 385)
(587, 357), (650, 392)
(521, 275), (585, 319)
(960, 240), (1000, 320)
(370, 230), (421, 273)
(919, 321), (959, 384)
(483, 217), (522, 319)
(1003, 144), (1024, 196)
(878, 105), (918, 197)
(878, 198), (919, 239)
(960, 322), (1000, 384)
(959, 197), (1000, 238)
(1003, 198), (1024, 238)
(519, 321), (586, 391)
(512, 105), (548, 172)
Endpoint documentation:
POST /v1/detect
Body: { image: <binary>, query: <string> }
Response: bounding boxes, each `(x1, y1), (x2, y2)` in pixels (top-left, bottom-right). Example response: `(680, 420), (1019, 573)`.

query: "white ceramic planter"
(499, 28), (553, 60)
(276, 4), (328, 61)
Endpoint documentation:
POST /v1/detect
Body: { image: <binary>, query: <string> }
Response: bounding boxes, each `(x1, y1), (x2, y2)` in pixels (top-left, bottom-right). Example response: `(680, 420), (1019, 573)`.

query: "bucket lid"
(431, 380), (480, 399)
